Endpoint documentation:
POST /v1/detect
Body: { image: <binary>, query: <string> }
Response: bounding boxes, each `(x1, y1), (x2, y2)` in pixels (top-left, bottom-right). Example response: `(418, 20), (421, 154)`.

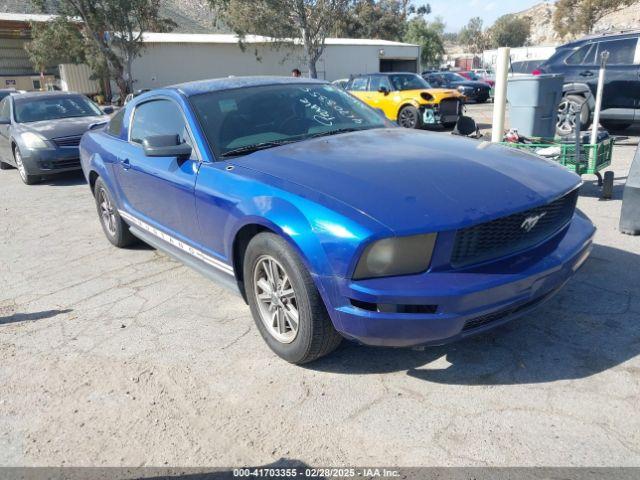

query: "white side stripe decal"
(118, 210), (235, 276)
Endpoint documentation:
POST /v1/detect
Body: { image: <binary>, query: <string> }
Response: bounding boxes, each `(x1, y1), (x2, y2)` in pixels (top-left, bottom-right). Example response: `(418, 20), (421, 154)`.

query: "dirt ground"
(1, 104), (639, 466)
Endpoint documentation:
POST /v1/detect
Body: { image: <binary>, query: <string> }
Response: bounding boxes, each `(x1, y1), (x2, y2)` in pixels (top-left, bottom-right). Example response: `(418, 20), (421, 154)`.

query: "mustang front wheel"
(244, 232), (342, 364)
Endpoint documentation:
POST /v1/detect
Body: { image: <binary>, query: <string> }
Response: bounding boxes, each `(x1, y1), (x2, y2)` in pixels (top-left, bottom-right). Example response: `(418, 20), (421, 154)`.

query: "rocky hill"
(516, 0), (640, 45)
(0, 0), (227, 33)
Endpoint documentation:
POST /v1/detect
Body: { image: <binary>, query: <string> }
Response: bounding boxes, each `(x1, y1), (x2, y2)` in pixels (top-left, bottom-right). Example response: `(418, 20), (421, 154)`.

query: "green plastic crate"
(500, 138), (613, 177)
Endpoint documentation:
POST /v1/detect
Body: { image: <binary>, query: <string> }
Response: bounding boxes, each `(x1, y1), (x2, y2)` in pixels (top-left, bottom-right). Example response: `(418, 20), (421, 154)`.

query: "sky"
(419, 0), (548, 33)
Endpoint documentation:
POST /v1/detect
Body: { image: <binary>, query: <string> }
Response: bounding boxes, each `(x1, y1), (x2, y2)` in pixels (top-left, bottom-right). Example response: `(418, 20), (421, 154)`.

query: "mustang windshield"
(190, 83), (388, 158)
(388, 74), (432, 91)
(14, 95), (103, 123)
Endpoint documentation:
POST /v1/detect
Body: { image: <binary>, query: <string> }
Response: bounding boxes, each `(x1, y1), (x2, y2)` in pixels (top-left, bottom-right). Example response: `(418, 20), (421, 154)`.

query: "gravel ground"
(1, 104), (639, 467)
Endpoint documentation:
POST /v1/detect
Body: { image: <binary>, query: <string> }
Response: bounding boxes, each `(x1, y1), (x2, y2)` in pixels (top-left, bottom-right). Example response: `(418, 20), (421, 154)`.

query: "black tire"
(601, 121), (632, 132)
(397, 105), (422, 129)
(244, 232), (342, 364)
(557, 94), (590, 136)
(13, 148), (39, 185)
(442, 121), (457, 129)
(0, 160), (11, 170)
(93, 177), (137, 248)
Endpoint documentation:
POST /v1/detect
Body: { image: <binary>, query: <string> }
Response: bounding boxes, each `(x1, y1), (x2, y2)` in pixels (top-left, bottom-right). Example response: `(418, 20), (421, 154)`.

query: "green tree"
(209, 0), (352, 78)
(32, 0), (175, 99)
(337, 0), (431, 41)
(25, 17), (86, 74)
(488, 14), (531, 48)
(554, 0), (635, 37)
(404, 17), (445, 68)
(458, 17), (487, 54)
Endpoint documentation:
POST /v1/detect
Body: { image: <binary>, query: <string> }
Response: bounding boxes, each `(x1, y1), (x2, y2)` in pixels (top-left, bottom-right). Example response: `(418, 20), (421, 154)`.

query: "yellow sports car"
(347, 72), (465, 129)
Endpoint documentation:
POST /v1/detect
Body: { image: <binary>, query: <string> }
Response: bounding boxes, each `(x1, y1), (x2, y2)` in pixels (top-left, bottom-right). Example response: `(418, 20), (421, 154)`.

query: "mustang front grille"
(451, 188), (579, 268)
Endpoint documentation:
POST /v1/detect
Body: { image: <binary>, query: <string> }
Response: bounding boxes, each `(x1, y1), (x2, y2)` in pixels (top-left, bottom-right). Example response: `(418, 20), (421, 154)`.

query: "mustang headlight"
(353, 233), (437, 280)
(22, 132), (49, 149)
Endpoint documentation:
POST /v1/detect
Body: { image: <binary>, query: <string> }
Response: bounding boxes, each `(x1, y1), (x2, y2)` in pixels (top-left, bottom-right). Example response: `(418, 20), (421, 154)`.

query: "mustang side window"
(106, 109), (125, 138)
(130, 99), (193, 148)
(0, 98), (10, 122)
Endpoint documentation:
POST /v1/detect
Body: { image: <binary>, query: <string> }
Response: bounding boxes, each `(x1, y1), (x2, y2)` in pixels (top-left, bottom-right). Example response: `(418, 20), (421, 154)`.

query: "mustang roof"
(172, 76), (327, 96)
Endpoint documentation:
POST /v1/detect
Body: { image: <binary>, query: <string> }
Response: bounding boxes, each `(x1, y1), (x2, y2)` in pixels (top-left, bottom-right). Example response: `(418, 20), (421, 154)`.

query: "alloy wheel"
(253, 255), (299, 344)
(14, 150), (27, 182)
(556, 98), (582, 136)
(98, 187), (117, 236)
(398, 108), (418, 128)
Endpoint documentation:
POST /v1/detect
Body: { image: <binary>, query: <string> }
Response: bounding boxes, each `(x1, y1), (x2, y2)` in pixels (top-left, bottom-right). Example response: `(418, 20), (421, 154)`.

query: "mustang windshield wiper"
(221, 127), (374, 158)
(221, 139), (300, 158)
(306, 127), (372, 139)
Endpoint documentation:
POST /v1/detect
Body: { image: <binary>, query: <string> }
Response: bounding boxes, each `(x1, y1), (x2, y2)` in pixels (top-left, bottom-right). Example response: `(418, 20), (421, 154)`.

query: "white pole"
(491, 47), (510, 143)
(590, 51), (609, 145)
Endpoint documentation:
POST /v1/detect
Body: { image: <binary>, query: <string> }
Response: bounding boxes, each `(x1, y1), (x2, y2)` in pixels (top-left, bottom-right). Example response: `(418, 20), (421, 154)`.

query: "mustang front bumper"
(319, 212), (595, 347)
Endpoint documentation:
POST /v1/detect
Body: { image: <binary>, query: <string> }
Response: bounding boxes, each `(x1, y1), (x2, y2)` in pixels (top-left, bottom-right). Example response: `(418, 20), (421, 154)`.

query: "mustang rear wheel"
(397, 105), (422, 129)
(244, 232), (342, 364)
(93, 177), (137, 248)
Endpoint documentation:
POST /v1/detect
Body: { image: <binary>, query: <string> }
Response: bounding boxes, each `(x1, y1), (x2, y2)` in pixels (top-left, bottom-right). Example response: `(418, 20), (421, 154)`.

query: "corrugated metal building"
(129, 33), (421, 90)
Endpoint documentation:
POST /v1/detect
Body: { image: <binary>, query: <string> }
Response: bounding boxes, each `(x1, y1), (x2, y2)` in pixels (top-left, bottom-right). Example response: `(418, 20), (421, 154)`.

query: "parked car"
(510, 59), (545, 76)
(459, 70), (495, 88)
(424, 71), (492, 103)
(537, 31), (640, 134)
(0, 92), (111, 184)
(0, 88), (17, 101)
(346, 72), (464, 128)
(331, 78), (350, 89)
(80, 76), (595, 364)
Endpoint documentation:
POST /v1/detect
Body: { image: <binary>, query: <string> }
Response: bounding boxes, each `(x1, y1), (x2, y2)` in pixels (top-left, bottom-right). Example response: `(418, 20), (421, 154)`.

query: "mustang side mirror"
(378, 86), (390, 95)
(142, 134), (192, 159)
(102, 106), (114, 115)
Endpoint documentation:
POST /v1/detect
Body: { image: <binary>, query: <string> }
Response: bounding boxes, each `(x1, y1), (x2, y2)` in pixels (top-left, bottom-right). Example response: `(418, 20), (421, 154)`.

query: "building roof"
(170, 76), (327, 97)
(0, 12), (57, 22)
(140, 32), (418, 47)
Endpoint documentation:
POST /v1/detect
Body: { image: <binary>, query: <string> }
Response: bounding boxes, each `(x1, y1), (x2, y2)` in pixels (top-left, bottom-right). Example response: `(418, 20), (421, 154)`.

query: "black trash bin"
(620, 143), (640, 235)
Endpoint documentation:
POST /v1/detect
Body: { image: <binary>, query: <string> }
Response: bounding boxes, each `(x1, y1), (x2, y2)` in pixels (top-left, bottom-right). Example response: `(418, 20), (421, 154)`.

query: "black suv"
(538, 31), (640, 134)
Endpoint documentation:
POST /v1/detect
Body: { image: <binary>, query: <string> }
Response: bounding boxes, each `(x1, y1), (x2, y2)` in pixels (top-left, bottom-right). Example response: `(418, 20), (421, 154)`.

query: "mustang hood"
(235, 128), (581, 234)
(22, 115), (107, 140)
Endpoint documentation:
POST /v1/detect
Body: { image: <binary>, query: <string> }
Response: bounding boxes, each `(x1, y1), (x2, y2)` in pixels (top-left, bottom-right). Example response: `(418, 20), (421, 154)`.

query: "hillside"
(516, 0), (640, 45)
(0, 0), (227, 33)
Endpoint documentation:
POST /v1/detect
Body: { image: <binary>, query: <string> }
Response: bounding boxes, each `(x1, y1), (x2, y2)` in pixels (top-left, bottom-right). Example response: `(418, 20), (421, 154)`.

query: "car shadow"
(0, 309), (73, 326)
(307, 244), (640, 386)
(36, 171), (87, 187)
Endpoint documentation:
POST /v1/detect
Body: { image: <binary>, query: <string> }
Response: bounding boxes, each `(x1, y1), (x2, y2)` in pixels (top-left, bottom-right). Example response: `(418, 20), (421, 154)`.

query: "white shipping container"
(59, 63), (100, 94)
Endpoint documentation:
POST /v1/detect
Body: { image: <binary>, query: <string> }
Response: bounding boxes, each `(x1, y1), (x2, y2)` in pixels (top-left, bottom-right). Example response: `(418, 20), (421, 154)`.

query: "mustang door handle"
(120, 158), (131, 170)
(579, 70), (594, 77)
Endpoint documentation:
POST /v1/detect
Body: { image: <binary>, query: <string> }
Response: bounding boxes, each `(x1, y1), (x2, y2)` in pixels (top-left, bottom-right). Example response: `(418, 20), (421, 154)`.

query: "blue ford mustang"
(79, 76), (595, 364)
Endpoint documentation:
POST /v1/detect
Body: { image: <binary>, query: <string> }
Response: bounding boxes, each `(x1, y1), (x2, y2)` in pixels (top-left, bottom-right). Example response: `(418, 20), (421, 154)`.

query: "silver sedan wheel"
(253, 255), (299, 344)
(98, 187), (117, 236)
(14, 150), (27, 182)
